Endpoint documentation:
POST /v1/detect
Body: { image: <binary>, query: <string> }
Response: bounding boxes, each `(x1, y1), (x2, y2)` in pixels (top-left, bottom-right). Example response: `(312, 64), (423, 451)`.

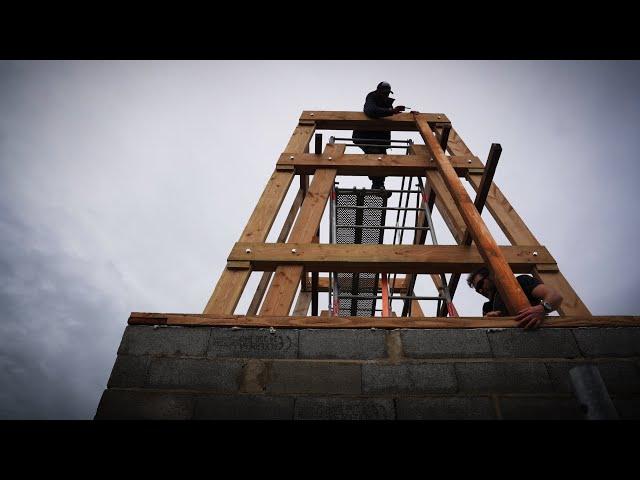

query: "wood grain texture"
(299, 111), (449, 131)
(231, 243), (555, 273)
(415, 114), (531, 314)
(259, 144), (345, 316)
(203, 124), (312, 315)
(129, 312), (640, 329)
(277, 152), (481, 176)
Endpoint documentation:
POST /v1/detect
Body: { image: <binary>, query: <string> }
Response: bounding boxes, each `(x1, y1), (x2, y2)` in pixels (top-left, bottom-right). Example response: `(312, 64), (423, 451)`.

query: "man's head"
(376, 81), (393, 97)
(467, 266), (495, 299)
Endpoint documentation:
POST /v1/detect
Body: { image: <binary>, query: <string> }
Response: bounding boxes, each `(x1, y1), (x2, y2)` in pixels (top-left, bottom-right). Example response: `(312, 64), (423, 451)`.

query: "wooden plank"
(299, 111), (449, 131)
(231, 243), (555, 273)
(410, 300), (425, 317)
(414, 114), (531, 314)
(129, 312), (640, 329)
(246, 187), (306, 315)
(292, 290), (312, 316)
(203, 124), (313, 315)
(277, 153), (482, 176)
(259, 144), (344, 316)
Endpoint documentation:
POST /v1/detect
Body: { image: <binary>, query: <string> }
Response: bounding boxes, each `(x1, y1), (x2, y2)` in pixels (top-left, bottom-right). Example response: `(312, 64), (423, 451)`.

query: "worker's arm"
(515, 284), (563, 329)
(363, 96), (405, 118)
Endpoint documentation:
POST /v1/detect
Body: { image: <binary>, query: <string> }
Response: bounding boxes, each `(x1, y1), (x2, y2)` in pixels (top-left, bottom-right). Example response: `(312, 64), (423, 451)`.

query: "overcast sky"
(1, 60), (639, 419)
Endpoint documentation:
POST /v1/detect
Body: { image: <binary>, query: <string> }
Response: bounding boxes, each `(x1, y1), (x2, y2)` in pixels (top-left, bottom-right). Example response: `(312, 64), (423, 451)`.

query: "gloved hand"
(392, 105), (406, 114)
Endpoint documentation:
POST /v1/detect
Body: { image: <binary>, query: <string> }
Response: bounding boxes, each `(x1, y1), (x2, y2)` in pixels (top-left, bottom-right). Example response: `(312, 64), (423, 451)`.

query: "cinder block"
(193, 394), (294, 420)
(613, 396), (640, 420)
(455, 362), (553, 393)
(498, 396), (583, 420)
(400, 329), (492, 358)
(487, 329), (580, 358)
(207, 328), (298, 359)
(107, 355), (150, 388)
(397, 396), (496, 420)
(362, 363), (457, 394)
(266, 361), (361, 394)
(118, 325), (210, 357)
(94, 389), (195, 420)
(572, 327), (640, 357)
(546, 361), (640, 394)
(298, 329), (387, 359)
(294, 397), (395, 420)
(148, 358), (243, 392)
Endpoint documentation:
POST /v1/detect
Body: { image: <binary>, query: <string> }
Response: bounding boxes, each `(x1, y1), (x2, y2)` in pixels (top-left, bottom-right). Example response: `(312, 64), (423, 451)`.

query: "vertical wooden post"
(414, 114), (530, 315)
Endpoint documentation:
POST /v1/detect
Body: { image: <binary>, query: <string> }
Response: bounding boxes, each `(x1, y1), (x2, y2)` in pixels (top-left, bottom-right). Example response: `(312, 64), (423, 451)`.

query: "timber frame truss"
(129, 111), (639, 329)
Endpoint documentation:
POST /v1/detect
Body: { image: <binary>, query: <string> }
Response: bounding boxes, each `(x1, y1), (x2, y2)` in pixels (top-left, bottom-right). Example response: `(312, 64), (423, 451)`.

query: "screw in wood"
(468, 159), (472, 163)
(291, 248), (297, 254)
(245, 248), (252, 254)
(310, 113), (314, 116)
(533, 251), (538, 256)
(290, 155), (294, 159)
(377, 156), (382, 160)
(328, 156), (332, 160)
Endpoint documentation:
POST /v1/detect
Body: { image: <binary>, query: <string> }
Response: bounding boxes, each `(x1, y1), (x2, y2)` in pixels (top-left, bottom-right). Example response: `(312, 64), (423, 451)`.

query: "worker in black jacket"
(352, 82), (406, 192)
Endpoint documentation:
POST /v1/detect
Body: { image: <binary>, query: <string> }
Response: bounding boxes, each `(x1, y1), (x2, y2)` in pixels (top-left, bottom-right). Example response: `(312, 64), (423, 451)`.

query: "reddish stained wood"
(299, 111), (449, 131)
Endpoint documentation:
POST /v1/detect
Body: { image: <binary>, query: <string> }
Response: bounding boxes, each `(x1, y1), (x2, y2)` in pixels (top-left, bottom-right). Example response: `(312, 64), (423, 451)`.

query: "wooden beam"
(292, 291), (312, 316)
(259, 144), (344, 316)
(414, 113), (531, 315)
(203, 124), (314, 315)
(130, 312), (640, 329)
(299, 111), (450, 131)
(231, 243), (555, 273)
(246, 187), (305, 315)
(440, 143), (502, 316)
(276, 153), (482, 176)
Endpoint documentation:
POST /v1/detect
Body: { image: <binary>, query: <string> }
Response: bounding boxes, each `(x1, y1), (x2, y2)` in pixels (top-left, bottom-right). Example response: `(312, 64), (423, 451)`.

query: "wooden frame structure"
(135, 110), (637, 329)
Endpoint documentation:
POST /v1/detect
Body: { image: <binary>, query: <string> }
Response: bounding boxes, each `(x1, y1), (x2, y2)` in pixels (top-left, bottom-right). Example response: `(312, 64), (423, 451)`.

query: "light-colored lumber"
(129, 312), (640, 329)
(299, 111), (449, 131)
(231, 242), (555, 273)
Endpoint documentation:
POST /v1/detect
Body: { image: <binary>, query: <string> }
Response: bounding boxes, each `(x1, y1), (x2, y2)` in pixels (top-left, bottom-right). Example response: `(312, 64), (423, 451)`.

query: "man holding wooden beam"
(467, 267), (564, 329)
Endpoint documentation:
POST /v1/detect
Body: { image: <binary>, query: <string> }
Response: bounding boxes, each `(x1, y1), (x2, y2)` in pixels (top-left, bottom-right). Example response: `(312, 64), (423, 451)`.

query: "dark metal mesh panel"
(334, 188), (388, 316)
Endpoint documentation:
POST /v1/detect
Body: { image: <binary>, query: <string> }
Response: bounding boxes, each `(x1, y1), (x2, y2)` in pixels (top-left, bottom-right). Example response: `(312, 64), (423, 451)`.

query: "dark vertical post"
(315, 133), (323, 155)
(311, 272), (319, 316)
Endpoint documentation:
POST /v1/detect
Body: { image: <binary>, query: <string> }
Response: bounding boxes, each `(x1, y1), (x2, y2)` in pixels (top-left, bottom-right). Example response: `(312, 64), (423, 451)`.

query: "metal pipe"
(569, 365), (619, 420)
(338, 294), (444, 301)
(337, 188), (423, 194)
(342, 144), (411, 149)
(336, 206), (425, 211)
(332, 137), (412, 143)
(336, 225), (430, 231)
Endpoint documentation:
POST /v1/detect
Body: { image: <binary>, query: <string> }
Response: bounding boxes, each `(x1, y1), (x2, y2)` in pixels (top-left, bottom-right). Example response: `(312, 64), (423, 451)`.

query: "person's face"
(472, 273), (494, 299)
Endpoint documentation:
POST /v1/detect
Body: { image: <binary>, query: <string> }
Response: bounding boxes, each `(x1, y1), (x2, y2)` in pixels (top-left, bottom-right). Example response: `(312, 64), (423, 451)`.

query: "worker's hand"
(392, 106), (406, 114)
(485, 310), (503, 317)
(515, 304), (546, 330)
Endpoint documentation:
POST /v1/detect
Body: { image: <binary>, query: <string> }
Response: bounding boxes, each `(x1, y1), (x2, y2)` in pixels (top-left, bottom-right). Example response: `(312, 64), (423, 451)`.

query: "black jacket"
(352, 91), (395, 148)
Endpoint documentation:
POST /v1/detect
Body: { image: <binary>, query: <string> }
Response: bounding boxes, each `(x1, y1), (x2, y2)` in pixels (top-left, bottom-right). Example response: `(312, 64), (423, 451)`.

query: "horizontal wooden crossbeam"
(276, 153), (482, 176)
(299, 111), (450, 131)
(130, 312), (640, 329)
(229, 243), (556, 273)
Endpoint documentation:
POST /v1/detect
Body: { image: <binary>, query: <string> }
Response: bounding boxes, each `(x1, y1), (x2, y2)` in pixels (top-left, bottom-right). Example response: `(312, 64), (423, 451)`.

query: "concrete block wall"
(95, 325), (640, 420)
